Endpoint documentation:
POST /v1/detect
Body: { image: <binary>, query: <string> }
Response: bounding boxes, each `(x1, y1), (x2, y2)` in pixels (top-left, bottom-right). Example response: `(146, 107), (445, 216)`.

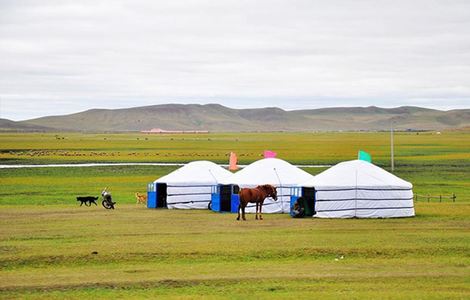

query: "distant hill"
(0, 118), (53, 132)
(7, 104), (470, 132)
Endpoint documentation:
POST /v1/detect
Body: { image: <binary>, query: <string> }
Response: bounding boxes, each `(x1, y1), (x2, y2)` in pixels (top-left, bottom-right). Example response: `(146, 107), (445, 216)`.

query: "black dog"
(77, 196), (98, 206)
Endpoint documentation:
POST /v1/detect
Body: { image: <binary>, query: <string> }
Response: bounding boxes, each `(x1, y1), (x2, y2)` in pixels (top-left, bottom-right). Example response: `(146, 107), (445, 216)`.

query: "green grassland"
(0, 166), (174, 205)
(1, 131), (469, 202)
(0, 204), (469, 299)
(0, 164), (468, 205)
(0, 131), (469, 298)
(1, 131), (469, 165)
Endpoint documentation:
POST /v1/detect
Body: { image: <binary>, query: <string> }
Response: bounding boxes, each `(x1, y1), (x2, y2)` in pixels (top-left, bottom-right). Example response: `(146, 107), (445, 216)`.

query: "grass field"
(1, 131), (469, 201)
(1, 204), (469, 299)
(1, 131), (469, 165)
(0, 163), (468, 205)
(0, 131), (469, 298)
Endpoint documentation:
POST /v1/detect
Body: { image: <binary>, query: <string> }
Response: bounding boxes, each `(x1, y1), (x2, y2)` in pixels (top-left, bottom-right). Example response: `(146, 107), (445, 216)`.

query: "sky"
(1, 0), (469, 121)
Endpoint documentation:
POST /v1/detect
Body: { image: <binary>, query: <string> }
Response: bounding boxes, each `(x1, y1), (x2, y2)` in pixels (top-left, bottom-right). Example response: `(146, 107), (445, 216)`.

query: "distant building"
(141, 128), (209, 134)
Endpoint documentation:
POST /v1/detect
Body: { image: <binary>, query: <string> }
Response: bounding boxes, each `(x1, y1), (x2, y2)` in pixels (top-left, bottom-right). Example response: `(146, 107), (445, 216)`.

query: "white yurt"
(301, 160), (414, 218)
(220, 158), (315, 213)
(148, 161), (232, 209)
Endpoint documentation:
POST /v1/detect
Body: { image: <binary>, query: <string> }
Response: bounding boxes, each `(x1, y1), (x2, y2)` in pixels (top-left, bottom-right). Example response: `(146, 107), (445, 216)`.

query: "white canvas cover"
(302, 160), (414, 218)
(221, 158), (315, 213)
(154, 161), (232, 209)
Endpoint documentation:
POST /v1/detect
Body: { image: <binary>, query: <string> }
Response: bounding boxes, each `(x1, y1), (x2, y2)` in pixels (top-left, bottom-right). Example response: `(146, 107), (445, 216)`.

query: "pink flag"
(229, 152), (238, 171)
(263, 150), (277, 158)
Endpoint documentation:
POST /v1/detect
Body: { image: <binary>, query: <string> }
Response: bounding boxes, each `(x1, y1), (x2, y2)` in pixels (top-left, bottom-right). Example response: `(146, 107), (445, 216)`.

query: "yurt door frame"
(156, 183), (168, 208)
(301, 186), (316, 216)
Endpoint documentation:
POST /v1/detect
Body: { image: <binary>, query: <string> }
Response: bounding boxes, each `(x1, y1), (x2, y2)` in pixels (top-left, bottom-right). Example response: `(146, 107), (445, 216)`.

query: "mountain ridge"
(2, 104), (469, 132)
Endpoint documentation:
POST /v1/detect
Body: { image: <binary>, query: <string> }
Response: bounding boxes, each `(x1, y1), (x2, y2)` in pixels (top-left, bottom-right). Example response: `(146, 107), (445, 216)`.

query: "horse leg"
(242, 204), (246, 221)
(237, 203), (241, 220)
(259, 202), (263, 220)
(255, 202), (259, 220)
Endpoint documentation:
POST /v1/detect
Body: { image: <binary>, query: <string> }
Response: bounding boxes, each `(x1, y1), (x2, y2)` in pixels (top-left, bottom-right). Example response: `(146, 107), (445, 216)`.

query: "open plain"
(1, 131), (469, 299)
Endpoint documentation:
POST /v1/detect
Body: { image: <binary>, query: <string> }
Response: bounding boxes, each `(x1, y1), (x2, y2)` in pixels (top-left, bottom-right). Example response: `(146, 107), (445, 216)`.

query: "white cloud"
(0, 0), (469, 120)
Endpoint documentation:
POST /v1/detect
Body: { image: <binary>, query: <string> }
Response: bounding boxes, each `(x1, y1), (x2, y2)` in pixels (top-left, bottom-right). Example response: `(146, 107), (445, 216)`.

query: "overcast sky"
(1, 0), (469, 120)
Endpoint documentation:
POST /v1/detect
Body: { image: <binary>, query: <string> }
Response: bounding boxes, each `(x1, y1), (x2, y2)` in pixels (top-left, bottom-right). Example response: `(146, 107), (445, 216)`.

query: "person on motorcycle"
(101, 187), (116, 205)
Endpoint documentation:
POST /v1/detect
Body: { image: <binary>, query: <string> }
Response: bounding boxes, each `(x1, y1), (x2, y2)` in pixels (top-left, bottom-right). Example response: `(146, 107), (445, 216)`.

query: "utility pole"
(391, 121), (394, 172)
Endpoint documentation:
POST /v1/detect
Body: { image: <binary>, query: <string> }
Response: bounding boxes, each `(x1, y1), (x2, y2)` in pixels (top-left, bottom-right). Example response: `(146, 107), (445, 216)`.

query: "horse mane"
(257, 184), (274, 194)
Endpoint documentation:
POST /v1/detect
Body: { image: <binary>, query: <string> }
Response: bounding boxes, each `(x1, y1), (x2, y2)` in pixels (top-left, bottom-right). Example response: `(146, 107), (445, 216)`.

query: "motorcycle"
(101, 187), (116, 209)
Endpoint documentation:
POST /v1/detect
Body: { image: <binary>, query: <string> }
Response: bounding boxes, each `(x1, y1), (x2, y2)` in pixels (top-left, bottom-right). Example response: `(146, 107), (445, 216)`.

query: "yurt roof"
(155, 161), (232, 185)
(302, 160), (412, 189)
(221, 158), (314, 187)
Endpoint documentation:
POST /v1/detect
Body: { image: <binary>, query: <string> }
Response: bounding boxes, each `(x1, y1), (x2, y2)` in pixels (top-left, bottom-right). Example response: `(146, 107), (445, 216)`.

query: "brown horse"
(237, 184), (278, 221)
